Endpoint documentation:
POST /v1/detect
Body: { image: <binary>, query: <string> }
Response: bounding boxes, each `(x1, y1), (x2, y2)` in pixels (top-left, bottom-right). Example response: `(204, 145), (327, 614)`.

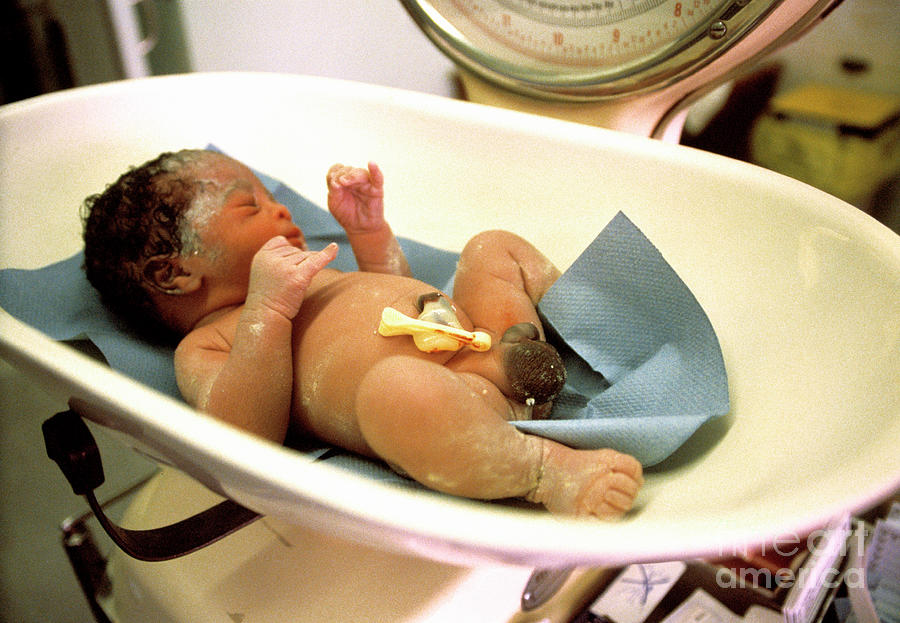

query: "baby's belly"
(288, 272), (466, 453)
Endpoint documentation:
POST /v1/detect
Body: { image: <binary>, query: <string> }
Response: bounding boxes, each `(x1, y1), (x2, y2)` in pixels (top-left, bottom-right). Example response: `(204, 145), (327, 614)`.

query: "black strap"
(43, 409), (260, 562)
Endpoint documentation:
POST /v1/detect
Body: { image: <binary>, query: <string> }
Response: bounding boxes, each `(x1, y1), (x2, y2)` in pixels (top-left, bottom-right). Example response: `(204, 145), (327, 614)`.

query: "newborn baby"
(82, 149), (642, 518)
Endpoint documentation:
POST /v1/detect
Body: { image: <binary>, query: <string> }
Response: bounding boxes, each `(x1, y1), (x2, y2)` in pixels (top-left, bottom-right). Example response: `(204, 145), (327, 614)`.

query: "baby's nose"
(272, 201), (291, 220)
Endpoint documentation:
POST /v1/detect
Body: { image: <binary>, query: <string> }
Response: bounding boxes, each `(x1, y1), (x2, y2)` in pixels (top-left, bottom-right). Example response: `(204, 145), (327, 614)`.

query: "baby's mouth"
(286, 227), (307, 250)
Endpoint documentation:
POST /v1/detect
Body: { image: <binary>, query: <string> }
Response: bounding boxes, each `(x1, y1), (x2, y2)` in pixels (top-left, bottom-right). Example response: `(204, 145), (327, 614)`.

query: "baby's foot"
(526, 440), (643, 519)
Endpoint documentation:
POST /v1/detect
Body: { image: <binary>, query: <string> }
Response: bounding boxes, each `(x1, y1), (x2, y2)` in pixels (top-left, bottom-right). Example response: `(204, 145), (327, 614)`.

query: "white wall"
(179, 1), (458, 97)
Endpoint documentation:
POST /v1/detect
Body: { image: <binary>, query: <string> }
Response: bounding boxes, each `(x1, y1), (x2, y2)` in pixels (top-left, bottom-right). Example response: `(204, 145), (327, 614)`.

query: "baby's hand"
(326, 162), (386, 235)
(246, 237), (338, 320)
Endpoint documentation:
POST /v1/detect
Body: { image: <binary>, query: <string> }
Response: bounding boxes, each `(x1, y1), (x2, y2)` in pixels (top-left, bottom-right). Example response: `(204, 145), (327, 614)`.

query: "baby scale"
(1, 3), (898, 621)
(400, 0), (842, 138)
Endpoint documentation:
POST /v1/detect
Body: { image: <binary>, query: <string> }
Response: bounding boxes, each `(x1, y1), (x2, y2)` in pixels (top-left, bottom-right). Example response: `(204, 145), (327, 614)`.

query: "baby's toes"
(599, 449), (644, 485)
(578, 469), (642, 519)
(606, 472), (642, 515)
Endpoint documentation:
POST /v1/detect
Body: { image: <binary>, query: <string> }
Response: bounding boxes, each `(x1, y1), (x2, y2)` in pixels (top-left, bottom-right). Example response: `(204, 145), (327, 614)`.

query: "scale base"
(104, 469), (611, 622)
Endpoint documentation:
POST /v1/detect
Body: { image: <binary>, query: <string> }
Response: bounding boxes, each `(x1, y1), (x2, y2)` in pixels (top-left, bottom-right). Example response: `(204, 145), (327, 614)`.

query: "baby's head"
(82, 149), (208, 340)
(82, 149), (301, 340)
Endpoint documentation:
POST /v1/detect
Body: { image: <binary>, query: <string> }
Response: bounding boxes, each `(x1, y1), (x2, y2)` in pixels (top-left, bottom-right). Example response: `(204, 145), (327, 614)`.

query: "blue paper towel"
(518, 212), (730, 465)
(0, 157), (728, 468)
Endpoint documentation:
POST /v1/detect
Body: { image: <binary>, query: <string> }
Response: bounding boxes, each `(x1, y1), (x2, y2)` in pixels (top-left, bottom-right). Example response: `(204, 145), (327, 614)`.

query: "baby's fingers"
(249, 242), (338, 320)
(326, 163), (348, 186)
(367, 162), (384, 188)
(277, 242), (338, 277)
(328, 164), (366, 187)
(260, 235), (294, 252)
(299, 242), (338, 270)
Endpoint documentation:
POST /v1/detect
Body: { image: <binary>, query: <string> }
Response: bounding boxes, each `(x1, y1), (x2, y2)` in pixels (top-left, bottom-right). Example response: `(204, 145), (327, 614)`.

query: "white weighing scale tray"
(1, 73), (898, 621)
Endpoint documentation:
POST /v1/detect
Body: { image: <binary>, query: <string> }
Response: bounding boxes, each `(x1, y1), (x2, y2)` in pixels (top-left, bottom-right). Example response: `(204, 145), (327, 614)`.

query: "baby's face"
(181, 154), (306, 286)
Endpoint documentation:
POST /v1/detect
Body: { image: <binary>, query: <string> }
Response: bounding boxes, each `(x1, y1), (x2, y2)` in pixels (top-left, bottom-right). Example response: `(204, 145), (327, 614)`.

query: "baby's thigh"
(355, 355), (546, 497)
(354, 357), (507, 460)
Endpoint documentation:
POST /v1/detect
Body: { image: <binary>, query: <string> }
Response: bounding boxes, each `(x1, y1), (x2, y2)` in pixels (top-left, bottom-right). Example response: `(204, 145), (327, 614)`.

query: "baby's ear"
(142, 256), (202, 295)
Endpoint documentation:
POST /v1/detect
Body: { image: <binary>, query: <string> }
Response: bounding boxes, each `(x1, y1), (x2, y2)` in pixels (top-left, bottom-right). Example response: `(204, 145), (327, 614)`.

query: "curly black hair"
(81, 149), (209, 343)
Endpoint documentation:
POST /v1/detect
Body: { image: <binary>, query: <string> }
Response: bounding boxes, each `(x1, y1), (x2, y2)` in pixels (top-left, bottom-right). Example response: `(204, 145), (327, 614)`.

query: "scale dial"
(401, 0), (836, 101)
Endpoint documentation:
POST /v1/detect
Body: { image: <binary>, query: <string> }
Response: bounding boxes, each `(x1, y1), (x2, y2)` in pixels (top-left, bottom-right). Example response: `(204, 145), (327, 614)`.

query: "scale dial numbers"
(404, 0), (783, 98)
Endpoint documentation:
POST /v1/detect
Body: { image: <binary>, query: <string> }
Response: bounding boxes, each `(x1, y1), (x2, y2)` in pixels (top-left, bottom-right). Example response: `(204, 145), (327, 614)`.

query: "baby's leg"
(355, 356), (642, 518)
(450, 230), (567, 406)
(452, 230), (561, 337)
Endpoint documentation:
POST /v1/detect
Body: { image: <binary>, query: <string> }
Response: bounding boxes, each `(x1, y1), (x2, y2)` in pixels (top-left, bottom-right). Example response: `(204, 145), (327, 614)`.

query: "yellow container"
(751, 84), (900, 206)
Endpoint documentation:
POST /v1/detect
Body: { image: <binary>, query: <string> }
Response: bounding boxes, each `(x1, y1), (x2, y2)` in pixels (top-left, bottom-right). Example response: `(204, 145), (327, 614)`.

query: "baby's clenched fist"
(246, 237), (338, 320)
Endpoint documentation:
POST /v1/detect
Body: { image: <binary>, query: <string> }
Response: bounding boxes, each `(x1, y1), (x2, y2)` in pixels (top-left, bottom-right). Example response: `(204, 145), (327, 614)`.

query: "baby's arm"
(175, 237), (337, 441)
(327, 163), (411, 276)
